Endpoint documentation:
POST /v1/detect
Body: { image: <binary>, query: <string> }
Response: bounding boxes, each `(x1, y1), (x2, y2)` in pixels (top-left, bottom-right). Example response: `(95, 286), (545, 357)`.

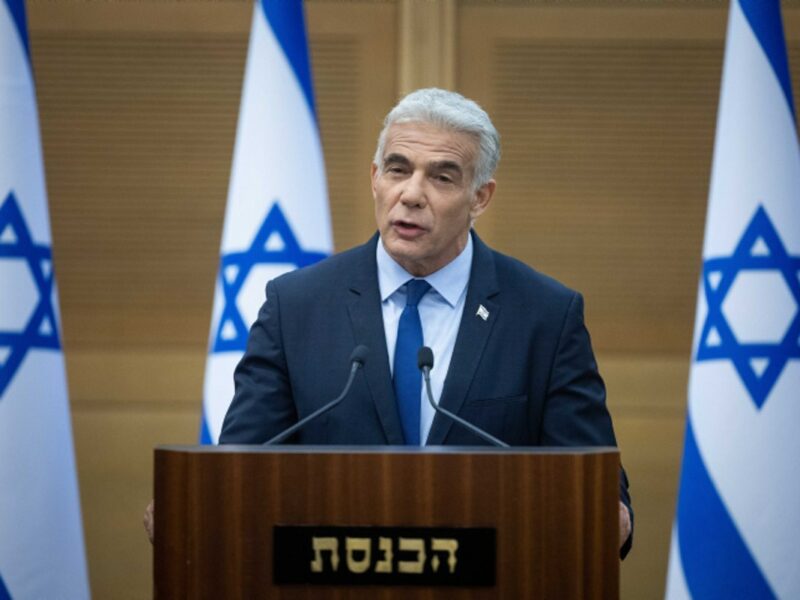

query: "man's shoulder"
(269, 236), (376, 294)
(479, 239), (578, 303)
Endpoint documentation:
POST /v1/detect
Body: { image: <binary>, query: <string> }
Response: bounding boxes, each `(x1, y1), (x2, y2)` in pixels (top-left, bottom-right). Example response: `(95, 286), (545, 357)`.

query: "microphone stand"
(263, 347), (367, 445)
(421, 363), (509, 448)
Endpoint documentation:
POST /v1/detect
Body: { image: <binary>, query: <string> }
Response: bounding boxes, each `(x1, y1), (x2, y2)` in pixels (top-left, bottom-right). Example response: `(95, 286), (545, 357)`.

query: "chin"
(389, 240), (424, 258)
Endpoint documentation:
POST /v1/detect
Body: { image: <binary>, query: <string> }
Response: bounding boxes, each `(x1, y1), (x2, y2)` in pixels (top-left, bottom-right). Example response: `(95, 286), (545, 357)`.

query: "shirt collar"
(376, 233), (473, 308)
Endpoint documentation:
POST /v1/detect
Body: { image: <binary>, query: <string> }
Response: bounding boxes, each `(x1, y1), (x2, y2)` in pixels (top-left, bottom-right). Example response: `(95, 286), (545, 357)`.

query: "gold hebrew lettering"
(310, 537), (339, 573)
(398, 537), (426, 574)
(375, 537), (393, 573)
(345, 537), (371, 574)
(431, 538), (459, 573)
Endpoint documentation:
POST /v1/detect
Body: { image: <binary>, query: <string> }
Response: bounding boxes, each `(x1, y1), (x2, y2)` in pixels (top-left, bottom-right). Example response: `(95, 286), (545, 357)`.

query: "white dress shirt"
(376, 235), (472, 444)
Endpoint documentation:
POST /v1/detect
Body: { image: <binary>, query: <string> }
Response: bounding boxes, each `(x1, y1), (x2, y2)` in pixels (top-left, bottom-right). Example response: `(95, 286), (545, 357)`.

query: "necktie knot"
(405, 279), (431, 308)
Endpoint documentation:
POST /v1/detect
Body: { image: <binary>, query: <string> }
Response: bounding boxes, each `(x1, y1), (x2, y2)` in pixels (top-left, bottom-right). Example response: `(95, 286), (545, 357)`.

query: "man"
(217, 88), (632, 557)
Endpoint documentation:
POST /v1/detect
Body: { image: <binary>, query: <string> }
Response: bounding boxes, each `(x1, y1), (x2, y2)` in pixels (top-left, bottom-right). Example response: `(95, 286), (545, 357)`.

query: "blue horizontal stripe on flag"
(3, 0), (29, 59)
(259, 0), (317, 117)
(677, 419), (776, 599)
(738, 0), (796, 119)
(0, 572), (11, 600)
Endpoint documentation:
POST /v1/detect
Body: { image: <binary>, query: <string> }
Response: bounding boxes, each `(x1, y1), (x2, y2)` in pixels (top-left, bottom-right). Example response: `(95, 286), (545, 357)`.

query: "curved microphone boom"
(418, 346), (509, 448)
(263, 345), (369, 445)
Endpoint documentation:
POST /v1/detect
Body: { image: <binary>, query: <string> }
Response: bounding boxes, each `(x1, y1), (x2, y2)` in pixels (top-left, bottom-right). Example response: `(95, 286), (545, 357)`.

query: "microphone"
(263, 345), (369, 445)
(418, 347), (509, 448)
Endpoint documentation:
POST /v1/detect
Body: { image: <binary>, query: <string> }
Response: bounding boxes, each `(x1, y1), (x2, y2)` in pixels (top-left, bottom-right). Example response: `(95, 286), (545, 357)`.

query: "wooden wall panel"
(71, 408), (200, 600)
(488, 40), (716, 353)
(601, 356), (688, 599)
(35, 31), (243, 349)
(33, 3), (396, 355)
(28, 2), (397, 364)
(315, 36), (364, 247)
(460, 8), (724, 354)
(461, 6), (800, 355)
(308, 3), (399, 251)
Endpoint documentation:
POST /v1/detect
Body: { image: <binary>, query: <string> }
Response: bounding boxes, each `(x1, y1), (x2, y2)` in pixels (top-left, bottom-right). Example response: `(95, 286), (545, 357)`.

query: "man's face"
(371, 122), (495, 277)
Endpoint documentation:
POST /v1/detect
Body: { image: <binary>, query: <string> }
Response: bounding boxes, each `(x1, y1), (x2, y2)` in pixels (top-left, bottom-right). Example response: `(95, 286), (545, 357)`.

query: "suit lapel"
(345, 235), (405, 444)
(426, 233), (500, 445)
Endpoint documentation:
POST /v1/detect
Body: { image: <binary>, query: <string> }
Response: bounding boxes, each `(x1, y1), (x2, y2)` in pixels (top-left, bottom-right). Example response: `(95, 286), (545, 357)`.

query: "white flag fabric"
(200, 0), (332, 444)
(666, 1), (800, 598)
(0, 1), (90, 598)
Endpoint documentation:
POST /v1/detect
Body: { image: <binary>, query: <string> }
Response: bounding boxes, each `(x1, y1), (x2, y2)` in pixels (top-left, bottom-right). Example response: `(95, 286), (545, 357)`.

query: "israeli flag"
(200, 0), (332, 444)
(666, 1), (800, 598)
(0, 0), (91, 597)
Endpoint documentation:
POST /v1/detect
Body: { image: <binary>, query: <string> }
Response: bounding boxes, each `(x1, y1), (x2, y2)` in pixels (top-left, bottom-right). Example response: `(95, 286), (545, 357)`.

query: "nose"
(399, 171), (427, 208)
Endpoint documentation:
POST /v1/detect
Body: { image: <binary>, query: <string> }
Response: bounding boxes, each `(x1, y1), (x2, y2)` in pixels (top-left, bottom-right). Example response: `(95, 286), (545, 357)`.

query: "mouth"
(391, 219), (427, 239)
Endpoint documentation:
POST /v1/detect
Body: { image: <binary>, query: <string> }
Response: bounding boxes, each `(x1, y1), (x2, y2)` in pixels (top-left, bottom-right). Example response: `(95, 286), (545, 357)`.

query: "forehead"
(382, 122), (478, 168)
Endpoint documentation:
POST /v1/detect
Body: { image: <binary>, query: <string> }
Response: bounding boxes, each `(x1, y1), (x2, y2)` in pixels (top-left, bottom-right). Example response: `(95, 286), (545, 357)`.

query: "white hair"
(373, 88), (500, 189)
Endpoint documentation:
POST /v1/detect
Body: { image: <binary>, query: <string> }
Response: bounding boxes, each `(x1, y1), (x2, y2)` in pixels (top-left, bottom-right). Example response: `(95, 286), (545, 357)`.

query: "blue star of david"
(696, 205), (800, 409)
(212, 202), (327, 352)
(0, 191), (61, 399)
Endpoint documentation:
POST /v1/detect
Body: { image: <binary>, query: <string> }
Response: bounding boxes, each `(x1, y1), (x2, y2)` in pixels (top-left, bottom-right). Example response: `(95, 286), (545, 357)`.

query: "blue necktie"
(393, 279), (431, 445)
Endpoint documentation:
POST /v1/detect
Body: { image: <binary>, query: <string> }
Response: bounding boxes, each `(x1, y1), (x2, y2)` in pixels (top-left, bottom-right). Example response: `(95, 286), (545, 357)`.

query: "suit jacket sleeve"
(540, 292), (633, 559)
(219, 280), (296, 444)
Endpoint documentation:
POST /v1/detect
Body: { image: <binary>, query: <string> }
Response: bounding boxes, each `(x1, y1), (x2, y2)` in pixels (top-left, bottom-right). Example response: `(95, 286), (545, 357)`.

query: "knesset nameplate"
(273, 525), (496, 586)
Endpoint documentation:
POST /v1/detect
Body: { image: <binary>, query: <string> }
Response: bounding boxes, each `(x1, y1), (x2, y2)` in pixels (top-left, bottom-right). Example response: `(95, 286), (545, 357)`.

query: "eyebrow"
(383, 153), (411, 167)
(383, 154), (464, 176)
(429, 160), (463, 175)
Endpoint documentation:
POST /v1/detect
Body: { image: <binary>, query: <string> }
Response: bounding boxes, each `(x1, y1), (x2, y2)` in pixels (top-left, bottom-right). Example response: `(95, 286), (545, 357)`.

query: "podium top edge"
(155, 444), (620, 456)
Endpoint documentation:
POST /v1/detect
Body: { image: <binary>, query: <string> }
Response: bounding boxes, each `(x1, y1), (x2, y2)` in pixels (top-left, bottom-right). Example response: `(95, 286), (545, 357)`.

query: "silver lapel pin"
(476, 304), (490, 321)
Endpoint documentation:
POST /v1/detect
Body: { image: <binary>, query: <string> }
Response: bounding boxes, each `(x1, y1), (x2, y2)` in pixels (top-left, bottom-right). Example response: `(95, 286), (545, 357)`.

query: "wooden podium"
(154, 445), (619, 599)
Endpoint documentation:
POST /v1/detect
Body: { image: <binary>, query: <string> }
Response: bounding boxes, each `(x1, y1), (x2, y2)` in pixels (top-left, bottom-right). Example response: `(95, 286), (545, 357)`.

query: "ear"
(469, 179), (496, 220)
(370, 162), (379, 199)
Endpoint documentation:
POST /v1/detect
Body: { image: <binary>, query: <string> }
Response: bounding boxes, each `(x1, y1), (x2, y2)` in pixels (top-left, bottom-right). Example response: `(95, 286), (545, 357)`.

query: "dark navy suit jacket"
(219, 232), (632, 556)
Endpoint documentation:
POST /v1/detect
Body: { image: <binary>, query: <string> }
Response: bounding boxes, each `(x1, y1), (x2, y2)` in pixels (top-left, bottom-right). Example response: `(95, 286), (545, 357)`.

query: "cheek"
(443, 198), (473, 223)
(377, 186), (400, 212)
(374, 194), (394, 225)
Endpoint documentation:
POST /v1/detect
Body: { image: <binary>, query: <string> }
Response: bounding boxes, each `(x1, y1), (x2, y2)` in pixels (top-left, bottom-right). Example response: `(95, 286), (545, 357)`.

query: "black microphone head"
(350, 345), (369, 366)
(417, 346), (434, 371)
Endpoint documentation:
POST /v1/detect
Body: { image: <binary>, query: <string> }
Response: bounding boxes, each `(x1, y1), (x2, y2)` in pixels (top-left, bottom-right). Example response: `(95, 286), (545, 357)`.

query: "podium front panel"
(154, 446), (619, 599)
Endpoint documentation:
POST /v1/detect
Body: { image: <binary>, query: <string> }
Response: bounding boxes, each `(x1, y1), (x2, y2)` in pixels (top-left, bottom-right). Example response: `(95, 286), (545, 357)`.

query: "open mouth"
(392, 220), (426, 238)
